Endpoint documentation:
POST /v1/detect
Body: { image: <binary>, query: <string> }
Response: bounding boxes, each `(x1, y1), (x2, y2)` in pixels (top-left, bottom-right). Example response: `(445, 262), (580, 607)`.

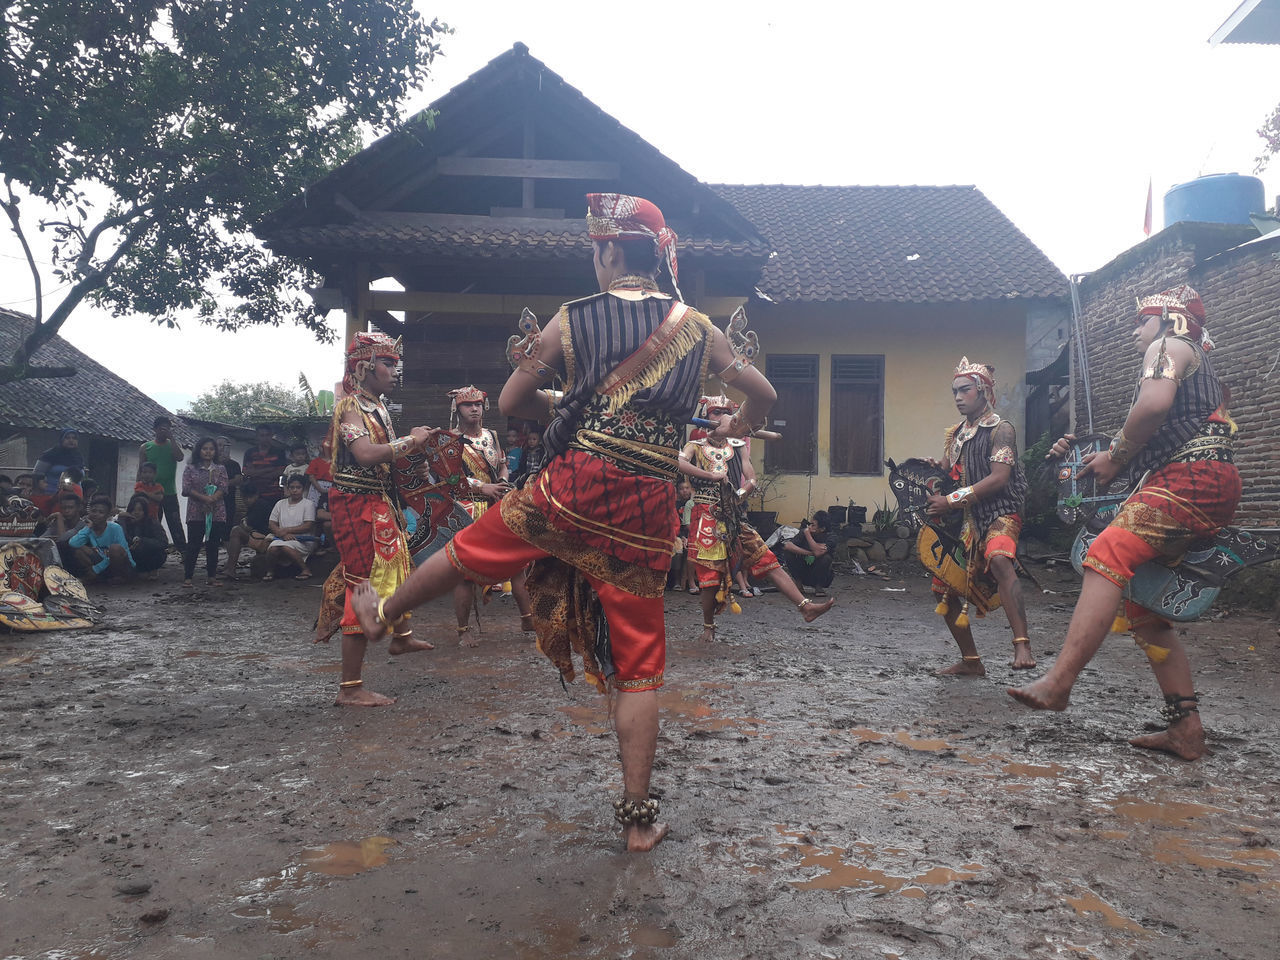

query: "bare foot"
(624, 821), (670, 852)
(1130, 714), (1205, 760)
(388, 632), (434, 654)
(698, 625), (715, 643)
(335, 686), (396, 707)
(801, 597), (835, 623)
(520, 614), (536, 633)
(1011, 643), (1037, 670)
(352, 582), (388, 642)
(936, 658), (985, 677)
(1007, 675), (1071, 711)
(457, 627), (479, 648)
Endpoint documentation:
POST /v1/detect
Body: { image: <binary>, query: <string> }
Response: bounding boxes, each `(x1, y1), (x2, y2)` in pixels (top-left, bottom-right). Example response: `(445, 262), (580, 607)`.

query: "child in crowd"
(505, 427), (525, 478)
(67, 495), (135, 583)
(282, 443), (310, 486)
(118, 494), (168, 576)
(133, 461), (165, 520)
(668, 478), (693, 591)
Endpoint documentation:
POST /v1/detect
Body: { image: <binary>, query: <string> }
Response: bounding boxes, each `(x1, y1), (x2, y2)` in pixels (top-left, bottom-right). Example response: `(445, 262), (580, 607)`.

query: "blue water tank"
(1163, 173), (1265, 228)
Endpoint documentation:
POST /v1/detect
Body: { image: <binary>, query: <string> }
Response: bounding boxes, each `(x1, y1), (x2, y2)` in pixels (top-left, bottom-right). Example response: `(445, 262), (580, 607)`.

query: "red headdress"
(343, 332), (402, 395)
(1136, 284), (1214, 352)
(586, 193), (681, 300)
(953, 357), (996, 407)
(447, 385), (488, 428)
(698, 394), (740, 417)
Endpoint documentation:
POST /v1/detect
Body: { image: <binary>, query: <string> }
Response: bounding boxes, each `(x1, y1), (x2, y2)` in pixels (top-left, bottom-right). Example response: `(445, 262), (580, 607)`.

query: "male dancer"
(447, 385), (534, 643)
(1011, 286), (1239, 760)
(679, 395), (833, 642)
(314, 332), (434, 707)
(925, 358), (1033, 673)
(354, 193), (770, 851)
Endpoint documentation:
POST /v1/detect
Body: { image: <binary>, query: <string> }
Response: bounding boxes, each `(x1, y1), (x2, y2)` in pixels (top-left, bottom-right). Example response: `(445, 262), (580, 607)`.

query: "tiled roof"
(711, 184), (1067, 304)
(266, 214), (768, 262)
(0, 309), (193, 443)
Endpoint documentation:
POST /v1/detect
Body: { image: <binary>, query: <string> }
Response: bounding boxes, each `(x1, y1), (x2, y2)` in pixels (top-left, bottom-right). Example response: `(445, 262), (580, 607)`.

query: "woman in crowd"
(32, 429), (85, 499)
(181, 436), (229, 587)
(118, 493), (168, 576)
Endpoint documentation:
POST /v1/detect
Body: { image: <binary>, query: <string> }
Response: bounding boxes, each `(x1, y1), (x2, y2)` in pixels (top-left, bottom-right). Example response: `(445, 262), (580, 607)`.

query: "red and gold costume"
(445, 194), (713, 692)
(1081, 286), (1241, 629)
(315, 333), (414, 640)
(931, 358), (1027, 619)
(682, 395), (780, 609)
(448, 385), (505, 523)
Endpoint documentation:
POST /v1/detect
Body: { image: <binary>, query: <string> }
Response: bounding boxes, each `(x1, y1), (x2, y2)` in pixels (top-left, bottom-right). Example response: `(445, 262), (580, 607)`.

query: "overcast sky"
(2, 0), (1275, 414)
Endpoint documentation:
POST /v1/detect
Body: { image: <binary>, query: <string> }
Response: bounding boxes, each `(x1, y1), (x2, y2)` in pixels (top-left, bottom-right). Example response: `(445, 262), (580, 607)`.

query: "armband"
(507, 308), (557, 381)
(946, 486), (976, 508)
(718, 306), (759, 385)
(339, 422), (370, 445)
(727, 401), (764, 439)
(1142, 337), (1179, 382)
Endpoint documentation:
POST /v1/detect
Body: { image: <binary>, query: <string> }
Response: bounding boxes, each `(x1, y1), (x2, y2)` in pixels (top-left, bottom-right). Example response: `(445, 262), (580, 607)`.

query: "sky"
(2, 0), (1276, 413)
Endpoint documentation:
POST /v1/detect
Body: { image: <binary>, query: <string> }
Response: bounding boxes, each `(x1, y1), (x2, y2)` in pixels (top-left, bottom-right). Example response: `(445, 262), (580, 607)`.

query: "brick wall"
(1074, 223), (1280, 526)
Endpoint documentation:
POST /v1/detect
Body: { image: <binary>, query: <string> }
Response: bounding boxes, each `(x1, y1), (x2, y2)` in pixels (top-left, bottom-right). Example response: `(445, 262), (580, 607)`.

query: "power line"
(0, 281), (73, 307)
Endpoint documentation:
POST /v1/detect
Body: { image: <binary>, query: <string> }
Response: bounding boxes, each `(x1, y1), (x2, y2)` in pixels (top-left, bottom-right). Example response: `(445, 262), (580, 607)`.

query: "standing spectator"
(264, 475), (316, 580)
(667, 479), (693, 591)
(181, 437), (229, 587)
(32, 429), (85, 496)
(222, 482), (274, 579)
(242, 424), (287, 504)
(505, 427), (525, 478)
(139, 415), (186, 553)
(68, 495), (135, 583)
(282, 442), (310, 487)
(118, 494), (168, 576)
(781, 510), (839, 595)
(217, 436), (242, 527)
(133, 461), (165, 520)
(513, 428), (545, 488)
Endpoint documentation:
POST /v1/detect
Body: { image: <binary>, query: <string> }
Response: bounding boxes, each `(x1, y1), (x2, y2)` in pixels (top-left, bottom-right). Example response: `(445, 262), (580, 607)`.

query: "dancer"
(924, 357), (1033, 674)
(447, 385), (534, 644)
(314, 332), (435, 707)
(679, 395), (833, 642)
(1010, 286), (1239, 760)
(353, 193), (777, 850)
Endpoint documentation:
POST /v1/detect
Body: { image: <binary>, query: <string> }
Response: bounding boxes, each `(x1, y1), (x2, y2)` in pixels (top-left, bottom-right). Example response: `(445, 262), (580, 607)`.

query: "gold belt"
(333, 471), (388, 494)
(1169, 432), (1234, 465)
(569, 429), (679, 480)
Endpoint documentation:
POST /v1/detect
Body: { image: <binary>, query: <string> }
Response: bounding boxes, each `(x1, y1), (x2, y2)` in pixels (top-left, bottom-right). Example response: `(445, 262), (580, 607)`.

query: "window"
(830, 355), (884, 475)
(764, 355), (818, 473)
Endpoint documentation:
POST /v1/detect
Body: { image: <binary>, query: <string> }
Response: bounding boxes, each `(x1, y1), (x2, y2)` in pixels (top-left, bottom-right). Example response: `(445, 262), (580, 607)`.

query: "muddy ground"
(2, 557), (1278, 960)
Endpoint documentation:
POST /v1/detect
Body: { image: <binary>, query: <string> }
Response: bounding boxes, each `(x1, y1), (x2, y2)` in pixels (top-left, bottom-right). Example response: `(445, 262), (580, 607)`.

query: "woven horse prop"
(885, 458), (1001, 620)
(394, 430), (475, 566)
(0, 538), (100, 632)
(1056, 434), (1280, 622)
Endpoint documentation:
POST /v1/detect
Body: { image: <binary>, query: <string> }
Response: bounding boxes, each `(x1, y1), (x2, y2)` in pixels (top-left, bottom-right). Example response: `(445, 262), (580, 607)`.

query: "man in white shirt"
(264, 475), (317, 581)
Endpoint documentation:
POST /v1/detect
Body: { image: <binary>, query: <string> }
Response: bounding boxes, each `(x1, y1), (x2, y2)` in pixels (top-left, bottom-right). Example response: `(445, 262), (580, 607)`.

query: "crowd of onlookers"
(0, 417), (334, 588)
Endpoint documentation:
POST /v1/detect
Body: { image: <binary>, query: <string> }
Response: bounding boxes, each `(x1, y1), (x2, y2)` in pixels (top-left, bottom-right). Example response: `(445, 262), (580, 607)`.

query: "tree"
(0, 1), (446, 384)
(180, 379), (309, 424)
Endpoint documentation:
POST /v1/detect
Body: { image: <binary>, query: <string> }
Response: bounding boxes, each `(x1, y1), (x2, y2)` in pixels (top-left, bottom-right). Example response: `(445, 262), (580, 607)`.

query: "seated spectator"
(781, 510), (839, 595)
(68, 495), (136, 583)
(222, 482), (274, 579)
(133, 461), (165, 520)
(32, 429), (85, 496)
(264, 476), (316, 581)
(118, 494), (168, 575)
(282, 441), (310, 486)
(42, 487), (85, 540)
(14, 473), (37, 500)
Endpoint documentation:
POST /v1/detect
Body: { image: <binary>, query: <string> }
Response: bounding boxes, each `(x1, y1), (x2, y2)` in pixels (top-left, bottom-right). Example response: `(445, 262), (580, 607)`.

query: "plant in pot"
(745, 468), (784, 538)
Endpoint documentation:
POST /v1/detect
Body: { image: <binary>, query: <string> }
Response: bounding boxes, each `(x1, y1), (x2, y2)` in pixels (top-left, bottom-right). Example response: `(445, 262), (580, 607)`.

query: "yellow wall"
(734, 301), (1030, 526)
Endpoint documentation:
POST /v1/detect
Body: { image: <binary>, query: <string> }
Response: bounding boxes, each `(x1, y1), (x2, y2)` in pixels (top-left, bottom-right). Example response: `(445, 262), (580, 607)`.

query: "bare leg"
(935, 594), (985, 676)
(353, 549), (467, 643)
(1128, 623), (1205, 760)
(764, 566), (834, 622)
(387, 625), (434, 655)
(614, 689), (669, 852)
(223, 527), (246, 576)
(698, 585), (717, 642)
(1008, 569), (1122, 710)
(453, 581), (479, 646)
(511, 567), (535, 631)
(335, 631), (394, 707)
(990, 555), (1035, 669)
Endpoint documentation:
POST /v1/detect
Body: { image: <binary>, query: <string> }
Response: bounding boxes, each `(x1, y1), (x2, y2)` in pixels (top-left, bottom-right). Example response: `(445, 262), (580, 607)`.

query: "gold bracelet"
(389, 435), (413, 458)
(946, 486), (975, 508)
(1108, 429), (1138, 468)
(376, 597), (394, 629)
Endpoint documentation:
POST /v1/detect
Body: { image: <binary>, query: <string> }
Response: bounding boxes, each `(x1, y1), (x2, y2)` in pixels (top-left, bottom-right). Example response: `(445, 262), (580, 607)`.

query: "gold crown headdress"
(953, 357), (996, 406)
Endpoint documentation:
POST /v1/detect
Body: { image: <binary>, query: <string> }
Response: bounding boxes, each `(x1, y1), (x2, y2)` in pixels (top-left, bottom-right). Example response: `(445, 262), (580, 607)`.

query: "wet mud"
(2, 561), (1278, 959)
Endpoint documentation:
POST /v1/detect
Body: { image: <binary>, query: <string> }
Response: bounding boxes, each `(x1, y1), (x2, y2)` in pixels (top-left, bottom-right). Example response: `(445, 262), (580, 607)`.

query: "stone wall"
(1074, 223), (1280, 526)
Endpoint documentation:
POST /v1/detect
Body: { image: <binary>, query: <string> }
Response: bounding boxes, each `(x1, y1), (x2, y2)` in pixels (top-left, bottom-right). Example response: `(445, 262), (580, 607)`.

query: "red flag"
(1143, 177), (1153, 236)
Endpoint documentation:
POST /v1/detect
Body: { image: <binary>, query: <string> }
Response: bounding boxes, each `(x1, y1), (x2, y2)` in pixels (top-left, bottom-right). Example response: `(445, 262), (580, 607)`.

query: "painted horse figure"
(1056, 435), (1280, 622)
(886, 458), (1001, 617)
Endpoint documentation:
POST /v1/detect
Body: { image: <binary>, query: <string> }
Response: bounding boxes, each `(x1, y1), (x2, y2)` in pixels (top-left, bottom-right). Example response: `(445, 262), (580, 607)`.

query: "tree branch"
(1, 178), (44, 324)
(73, 205), (150, 276)
(0, 364), (78, 385)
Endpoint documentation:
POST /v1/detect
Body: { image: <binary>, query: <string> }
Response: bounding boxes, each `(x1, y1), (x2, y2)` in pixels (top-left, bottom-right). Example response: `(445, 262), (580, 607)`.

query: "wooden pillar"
(343, 261), (371, 344)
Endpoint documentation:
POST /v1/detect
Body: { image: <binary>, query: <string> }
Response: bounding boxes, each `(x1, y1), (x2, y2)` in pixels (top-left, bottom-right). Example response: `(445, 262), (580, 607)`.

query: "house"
(0, 308), (197, 505)
(256, 43), (1069, 523)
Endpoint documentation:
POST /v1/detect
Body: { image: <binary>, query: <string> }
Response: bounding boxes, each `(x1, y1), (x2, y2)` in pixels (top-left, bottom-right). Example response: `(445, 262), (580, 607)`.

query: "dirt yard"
(2, 559), (1278, 960)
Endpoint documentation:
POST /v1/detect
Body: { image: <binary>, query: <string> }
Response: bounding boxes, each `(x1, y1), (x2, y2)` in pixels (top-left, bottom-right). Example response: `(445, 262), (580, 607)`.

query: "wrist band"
(389, 435), (414, 457)
(1108, 429), (1138, 468)
(946, 486), (975, 508)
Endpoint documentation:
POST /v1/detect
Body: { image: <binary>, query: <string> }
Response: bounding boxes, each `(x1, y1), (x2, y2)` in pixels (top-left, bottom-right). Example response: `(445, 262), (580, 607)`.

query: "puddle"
(775, 828), (982, 893)
(658, 687), (765, 734)
(557, 703), (610, 735)
(631, 923), (678, 947)
(1002, 761), (1069, 779)
(299, 836), (395, 876)
(1063, 888), (1148, 934)
(845, 727), (959, 752)
(1107, 798), (1224, 824)
(2, 650), (41, 666)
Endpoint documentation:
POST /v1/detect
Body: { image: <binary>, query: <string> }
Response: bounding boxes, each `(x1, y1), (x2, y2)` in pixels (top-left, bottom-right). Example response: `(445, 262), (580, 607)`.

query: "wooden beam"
(435, 157), (620, 181)
(370, 290), (748, 319)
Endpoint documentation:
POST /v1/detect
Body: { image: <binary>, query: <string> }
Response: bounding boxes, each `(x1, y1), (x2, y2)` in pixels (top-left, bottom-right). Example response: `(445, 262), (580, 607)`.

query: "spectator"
(781, 510), (839, 595)
(68, 494), (135, 583)
(181, 437), (229, 587)
(42, 487), (85, 540)
(0, 474), (12, 499)
(242, 424), (288, 503)
(13, 473), (36, 500)
(282, 442), (310, 487)
(32, 429), (86, 497)
(667, 478), (693, 591)
(139, 415), (186, 553)
(505, 427), (525, 477)
(514, 428), (545, 488)
(217, 436), (242, 527)
(132, 461), (165, 521)
(79, 477), (99, 506)
(222, 482), (273, 579)
(264, 475), (316, 581)
(118, 494), (167, 576)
